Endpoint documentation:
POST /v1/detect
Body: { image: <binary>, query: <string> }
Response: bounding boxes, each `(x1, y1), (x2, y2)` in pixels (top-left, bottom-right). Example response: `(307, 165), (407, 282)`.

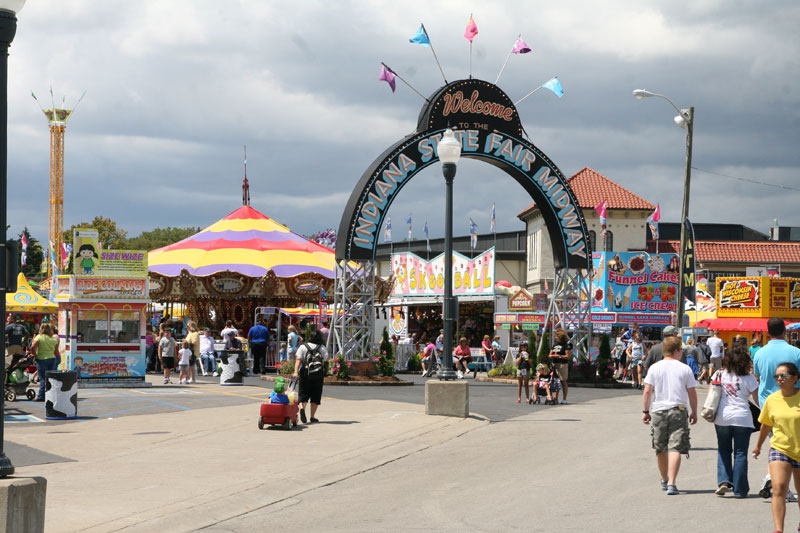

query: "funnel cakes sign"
(590, 251), (679, 314)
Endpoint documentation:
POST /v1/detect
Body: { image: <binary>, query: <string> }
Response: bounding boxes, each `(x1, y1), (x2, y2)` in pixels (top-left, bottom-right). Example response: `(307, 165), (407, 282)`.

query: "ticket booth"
(54, 275), (149, 384)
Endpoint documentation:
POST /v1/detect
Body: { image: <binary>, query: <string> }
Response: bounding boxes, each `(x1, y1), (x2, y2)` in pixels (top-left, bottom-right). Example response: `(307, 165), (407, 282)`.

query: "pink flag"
(595, 200), (608, 239)
(378, 65), (396, 93)
(650, 204), (661, 223)
(512, 36), (531, 54)
(464, 15), (478, 42)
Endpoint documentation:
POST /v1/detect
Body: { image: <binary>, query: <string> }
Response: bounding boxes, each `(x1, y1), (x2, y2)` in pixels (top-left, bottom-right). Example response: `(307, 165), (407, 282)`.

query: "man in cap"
(643, 325), (685, 373)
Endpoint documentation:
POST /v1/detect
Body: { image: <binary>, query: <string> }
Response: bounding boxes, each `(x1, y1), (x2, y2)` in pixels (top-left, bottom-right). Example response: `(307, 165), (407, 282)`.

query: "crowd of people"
(639, 316), (800, 533)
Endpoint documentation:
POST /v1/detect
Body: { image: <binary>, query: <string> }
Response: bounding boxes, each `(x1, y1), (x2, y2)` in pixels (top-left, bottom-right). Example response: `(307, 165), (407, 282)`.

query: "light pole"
(437, 128), (461, 380)
(633, 89), (694, 332)
(0, 0), (24, 478)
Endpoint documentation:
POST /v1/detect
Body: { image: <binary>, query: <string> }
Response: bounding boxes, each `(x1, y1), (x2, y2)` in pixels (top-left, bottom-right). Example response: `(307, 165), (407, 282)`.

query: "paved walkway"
(4, 378), (779, 532)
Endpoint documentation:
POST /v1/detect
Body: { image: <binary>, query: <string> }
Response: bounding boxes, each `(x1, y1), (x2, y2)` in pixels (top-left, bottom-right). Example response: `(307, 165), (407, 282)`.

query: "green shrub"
(331, 355), (350, 379)
(380, 327), (394, 358)
(407, 352), (422, 371)
(279, 361), (294, 375)
(489, 363), (517, 378)
(538, 331), (551, 366)
(374, 351), (395, 377)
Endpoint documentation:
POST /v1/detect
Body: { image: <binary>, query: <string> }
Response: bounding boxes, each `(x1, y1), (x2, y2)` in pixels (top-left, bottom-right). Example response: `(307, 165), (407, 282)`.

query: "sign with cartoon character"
(73, 228), (101, 275)
(72, 228), (148, 277)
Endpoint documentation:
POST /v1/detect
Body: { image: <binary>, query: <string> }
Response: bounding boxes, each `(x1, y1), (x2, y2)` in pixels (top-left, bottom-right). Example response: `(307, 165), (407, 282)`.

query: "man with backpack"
(292, 326), (329, 424)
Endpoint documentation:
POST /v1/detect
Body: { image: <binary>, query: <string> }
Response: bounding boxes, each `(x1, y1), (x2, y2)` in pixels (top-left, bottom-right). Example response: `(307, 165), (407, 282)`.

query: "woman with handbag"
(712, 345), (759, 498)
(753, 362), (800, 533)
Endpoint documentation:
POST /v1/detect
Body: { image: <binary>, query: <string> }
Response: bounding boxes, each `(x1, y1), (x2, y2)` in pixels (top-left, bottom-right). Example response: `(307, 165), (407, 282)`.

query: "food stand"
(696, 277), (800, 346)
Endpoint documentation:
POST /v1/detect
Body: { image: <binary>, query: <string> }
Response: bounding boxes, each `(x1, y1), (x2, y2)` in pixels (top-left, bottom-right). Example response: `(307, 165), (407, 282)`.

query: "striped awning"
(148, 206), (336, 279)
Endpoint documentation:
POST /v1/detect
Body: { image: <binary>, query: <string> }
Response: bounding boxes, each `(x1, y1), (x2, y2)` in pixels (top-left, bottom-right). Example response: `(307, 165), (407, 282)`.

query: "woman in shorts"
(516, 341), (532, 404)
(550, 329), (572, 404)
(753, 362), (800, 532)
(453, 337), (472, 379)
(626, 333), (646, 389)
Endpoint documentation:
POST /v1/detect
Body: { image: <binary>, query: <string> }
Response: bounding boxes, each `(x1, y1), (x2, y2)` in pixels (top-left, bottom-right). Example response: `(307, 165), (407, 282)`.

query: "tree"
(63, 216), (128, 250)
(125, 226), (201, 251)
(538, 331), (551, 366)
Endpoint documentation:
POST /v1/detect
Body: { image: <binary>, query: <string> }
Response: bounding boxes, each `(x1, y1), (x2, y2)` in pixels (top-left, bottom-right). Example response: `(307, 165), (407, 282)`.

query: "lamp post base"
(0, 453), (14, 478)
(438, 368), (457, 381)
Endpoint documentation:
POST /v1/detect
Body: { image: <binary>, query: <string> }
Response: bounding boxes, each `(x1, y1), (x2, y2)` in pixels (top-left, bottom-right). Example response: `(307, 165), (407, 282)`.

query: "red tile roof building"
(649, 240), (800, 267)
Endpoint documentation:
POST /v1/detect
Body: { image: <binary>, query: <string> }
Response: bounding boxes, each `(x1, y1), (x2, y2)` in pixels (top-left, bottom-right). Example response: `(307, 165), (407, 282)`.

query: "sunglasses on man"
(774, 373), (797, 381)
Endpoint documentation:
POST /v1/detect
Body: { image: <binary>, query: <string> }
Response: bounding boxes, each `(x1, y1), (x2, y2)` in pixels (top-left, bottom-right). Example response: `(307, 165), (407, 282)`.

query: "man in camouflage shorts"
(642, 336), (698, 495)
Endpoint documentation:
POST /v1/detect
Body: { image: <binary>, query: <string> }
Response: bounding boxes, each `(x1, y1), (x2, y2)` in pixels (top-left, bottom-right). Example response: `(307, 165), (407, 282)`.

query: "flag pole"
(514, 85), (543, 106)
(422, 24), (448, 84)
(495, 35), (518, 85)
(468, 14), (473, 79)
(381, 63), (430, 102)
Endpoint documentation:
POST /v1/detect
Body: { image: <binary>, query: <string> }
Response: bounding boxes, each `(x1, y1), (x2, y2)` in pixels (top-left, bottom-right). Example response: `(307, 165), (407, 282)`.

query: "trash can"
(219, 350), (244, 386)
(45, 370), (78, 420)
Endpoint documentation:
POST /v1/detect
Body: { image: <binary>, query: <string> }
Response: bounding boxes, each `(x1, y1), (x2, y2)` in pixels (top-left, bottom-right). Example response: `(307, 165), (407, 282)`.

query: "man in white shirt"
(707, 330), (724, 371)
(642, 336), (698, 495)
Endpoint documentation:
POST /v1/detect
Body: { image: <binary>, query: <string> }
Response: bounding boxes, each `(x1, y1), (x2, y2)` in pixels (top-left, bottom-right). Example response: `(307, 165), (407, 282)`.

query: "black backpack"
(302, 343), (324, 376)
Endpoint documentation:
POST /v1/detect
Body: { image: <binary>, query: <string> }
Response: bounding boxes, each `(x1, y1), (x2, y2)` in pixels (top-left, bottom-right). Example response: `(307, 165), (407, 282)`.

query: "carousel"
(148, 201), (339, 330)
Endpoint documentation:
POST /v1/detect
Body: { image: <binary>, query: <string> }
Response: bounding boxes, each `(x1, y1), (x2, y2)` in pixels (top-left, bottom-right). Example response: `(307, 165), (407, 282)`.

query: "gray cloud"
(6, 0), (798, 245)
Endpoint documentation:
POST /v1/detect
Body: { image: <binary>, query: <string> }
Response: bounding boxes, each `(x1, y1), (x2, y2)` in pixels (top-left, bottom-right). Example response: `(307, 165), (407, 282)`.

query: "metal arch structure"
(333, 78), (593, 359)
(331, 260), (375, 359)
(538, 268), (592, 359)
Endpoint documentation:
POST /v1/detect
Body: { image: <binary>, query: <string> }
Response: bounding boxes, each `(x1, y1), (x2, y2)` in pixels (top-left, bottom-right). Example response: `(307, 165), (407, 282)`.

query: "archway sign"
(337, 78), (590, 270)
(333, 79), (591, 359)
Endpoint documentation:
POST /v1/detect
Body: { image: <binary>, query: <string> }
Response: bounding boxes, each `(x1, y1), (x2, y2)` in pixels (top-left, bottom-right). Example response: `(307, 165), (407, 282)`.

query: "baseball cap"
(663, 325), (677, 336)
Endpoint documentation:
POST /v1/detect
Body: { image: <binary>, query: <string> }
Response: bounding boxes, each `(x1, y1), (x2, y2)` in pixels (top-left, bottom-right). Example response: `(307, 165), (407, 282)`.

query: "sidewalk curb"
(259, 375), (414, 386)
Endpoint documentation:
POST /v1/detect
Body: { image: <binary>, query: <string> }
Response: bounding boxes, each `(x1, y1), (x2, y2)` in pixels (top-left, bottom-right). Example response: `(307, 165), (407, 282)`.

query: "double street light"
(0, 0), (25, 478)
(633, 89), (694, 332)
(437, 128), (461, 380)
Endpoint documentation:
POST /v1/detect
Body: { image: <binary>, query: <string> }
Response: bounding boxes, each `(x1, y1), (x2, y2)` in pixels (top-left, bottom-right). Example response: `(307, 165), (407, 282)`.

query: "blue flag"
(490, 203), (496, 235)
(404, 213), (412, 241)
(542, 77), (564, 98)
(409, 24), (431, 46)
(469, 218), (478, 250)
(384, 215), (392, 244)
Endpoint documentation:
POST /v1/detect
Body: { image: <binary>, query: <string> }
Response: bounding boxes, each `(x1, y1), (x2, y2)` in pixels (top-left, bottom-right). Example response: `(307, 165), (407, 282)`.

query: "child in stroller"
(4, 351), (36, 402)
(531, 363), (561, 405)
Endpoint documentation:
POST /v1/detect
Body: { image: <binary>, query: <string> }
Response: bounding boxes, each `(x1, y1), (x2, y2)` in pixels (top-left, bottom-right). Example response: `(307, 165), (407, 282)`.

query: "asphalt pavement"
(2, 375), (780, 532)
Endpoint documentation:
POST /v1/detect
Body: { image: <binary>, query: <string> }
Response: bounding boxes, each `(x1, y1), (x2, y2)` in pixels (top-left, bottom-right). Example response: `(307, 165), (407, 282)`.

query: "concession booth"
(696, 277), (800, 345)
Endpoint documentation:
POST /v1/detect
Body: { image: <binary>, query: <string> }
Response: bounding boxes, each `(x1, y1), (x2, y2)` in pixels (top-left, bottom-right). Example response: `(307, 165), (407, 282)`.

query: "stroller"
(531, 366), (561, 406)
(5, 351), (37, 402)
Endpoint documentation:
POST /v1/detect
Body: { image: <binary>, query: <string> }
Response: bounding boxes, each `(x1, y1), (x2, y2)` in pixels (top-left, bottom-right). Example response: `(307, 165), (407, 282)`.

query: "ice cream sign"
(590, 251), (679, 313)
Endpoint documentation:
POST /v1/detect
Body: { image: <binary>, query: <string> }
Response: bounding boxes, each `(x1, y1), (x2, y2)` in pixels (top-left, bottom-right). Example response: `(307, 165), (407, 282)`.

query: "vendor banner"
(391, 248), (495, 297)
(70, 352), (145, 382)
(74, 277), (148, 299)
(591, 251), (679, 314)
(73, 228), (148, 276)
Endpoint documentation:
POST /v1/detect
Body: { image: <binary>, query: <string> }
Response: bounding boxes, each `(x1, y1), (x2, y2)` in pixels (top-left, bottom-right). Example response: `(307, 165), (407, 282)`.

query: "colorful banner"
(716, 277), (800, 318)
(391, 248), (495, 297)
(71, 353), (145, 382)
(73, 228), (147, 276)
(718, 278), (760, 309)
(73, 277), (147, 299)
(591, 251), (679, 314)
(98, 250), (148, 276)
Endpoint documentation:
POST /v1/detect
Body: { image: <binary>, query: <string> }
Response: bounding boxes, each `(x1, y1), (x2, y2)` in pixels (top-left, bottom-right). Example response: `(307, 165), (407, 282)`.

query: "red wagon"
(258, 402), (299, 430)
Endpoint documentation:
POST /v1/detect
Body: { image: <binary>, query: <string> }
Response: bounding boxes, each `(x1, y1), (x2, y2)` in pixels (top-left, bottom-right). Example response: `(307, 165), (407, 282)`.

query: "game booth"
(696, 277), (800, 346)
(5, 272), (58, 326)
(53, 229), (150, 385)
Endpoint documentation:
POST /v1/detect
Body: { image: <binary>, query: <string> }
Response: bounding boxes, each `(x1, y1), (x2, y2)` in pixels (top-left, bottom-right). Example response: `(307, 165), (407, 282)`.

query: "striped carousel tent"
(147, 205), (340, 329)
(148, 205), (336, 279)
(5, 273), (58, 313)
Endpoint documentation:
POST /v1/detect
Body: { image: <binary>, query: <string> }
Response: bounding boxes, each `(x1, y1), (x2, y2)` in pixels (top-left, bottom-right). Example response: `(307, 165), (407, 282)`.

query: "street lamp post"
(0, 0), (24, 478)
(633, 89), (694, 332)
(437, 128), (461, 380)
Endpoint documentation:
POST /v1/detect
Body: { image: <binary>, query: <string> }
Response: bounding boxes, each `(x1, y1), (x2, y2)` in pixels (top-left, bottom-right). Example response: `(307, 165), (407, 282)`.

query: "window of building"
(589, 230), (596, 252)
(605, 231), (614, 251)
(528, 232), (537, 271)
(77, 310), (140, 343)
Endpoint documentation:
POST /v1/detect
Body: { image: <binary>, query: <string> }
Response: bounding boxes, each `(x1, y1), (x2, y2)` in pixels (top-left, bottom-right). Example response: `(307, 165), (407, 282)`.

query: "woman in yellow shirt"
(184, 321), (200, 384)
(30, 323), (60, 402)
(753, 362), (800, 533)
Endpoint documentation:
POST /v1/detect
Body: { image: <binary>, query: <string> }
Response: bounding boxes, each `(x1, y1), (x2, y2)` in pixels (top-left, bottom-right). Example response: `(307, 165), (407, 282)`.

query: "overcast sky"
(6, 1), (799, 248)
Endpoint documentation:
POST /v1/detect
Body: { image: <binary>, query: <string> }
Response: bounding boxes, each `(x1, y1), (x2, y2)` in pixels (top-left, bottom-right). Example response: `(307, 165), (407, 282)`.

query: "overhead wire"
(691, 166), (800, 192)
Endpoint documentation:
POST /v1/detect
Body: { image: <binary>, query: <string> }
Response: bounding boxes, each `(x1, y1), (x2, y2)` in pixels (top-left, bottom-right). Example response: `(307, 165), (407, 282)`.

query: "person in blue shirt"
(248, 319), (270, 375)
(752, 317), (800, 499)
